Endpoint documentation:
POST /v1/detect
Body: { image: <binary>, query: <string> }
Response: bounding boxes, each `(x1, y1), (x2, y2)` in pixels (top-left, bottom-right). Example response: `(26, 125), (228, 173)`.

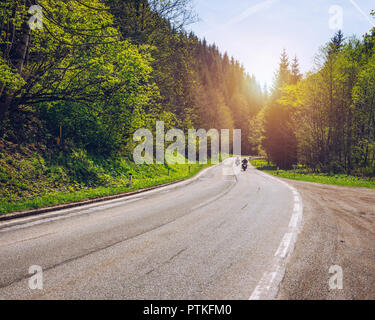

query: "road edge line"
(0, 164), (219, 230)
(249, 170), (303, 300)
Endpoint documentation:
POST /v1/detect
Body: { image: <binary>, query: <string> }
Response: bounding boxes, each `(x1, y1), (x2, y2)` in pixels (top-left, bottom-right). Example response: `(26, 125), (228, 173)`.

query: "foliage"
(250, 27), (375, 176)
(1, 0), (264, 155)
(259, 50), (299, 169)
(251, 159), (375, 189)
(0, 149), (207, 214)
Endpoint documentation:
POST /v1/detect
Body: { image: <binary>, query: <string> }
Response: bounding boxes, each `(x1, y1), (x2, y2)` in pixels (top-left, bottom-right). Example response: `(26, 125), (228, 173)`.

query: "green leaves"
(265, 31), (375, 174)
(0, 56), (25, 93)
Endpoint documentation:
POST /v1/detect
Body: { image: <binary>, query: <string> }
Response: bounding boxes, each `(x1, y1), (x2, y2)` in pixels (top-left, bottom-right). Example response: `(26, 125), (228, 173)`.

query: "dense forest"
(250, 23), (375, 176)
(0, 0), (263, 156)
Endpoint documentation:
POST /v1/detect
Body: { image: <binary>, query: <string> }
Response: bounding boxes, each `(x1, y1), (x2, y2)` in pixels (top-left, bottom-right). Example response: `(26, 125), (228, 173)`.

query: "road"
(0, 160), (301, 300)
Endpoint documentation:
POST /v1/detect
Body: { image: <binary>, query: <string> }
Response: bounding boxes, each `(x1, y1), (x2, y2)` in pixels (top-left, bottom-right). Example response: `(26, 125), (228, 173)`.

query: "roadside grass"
(0, 150), (210, 215)
(250, 159), (375, 189)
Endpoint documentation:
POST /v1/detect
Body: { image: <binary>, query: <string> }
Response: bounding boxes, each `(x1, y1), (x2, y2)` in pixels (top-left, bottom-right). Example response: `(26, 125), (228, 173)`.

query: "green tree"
(262, 50), (297, 168)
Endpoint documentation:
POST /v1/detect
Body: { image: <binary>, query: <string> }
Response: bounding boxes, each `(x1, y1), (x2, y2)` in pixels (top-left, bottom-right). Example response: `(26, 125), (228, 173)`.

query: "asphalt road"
(0, 160), (298, 300)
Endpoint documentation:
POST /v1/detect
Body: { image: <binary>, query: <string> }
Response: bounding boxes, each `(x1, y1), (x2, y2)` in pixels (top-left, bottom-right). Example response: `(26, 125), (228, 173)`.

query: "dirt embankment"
(278, 179), (375, 300)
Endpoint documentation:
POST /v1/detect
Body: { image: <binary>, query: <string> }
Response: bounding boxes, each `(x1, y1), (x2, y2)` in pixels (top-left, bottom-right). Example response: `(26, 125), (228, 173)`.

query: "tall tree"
(262, 49), (297, 168)
(290, 56), (302, 84)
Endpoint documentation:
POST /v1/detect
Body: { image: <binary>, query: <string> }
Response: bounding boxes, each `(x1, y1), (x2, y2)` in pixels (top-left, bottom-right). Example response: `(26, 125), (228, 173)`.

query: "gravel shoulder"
(278, 179), (375, 300)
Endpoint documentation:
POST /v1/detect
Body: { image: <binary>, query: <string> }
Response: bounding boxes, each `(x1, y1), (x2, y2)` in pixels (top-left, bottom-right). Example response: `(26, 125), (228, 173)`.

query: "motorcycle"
(242, 162), (248, 171)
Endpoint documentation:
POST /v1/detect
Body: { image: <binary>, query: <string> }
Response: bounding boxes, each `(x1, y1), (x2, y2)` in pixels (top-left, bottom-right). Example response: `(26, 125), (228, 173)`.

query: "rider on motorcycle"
(242, 158), (249, 171)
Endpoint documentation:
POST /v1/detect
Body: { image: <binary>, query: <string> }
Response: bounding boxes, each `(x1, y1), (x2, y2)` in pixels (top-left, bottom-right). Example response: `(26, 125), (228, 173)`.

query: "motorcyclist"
(242, 158), (249, 171)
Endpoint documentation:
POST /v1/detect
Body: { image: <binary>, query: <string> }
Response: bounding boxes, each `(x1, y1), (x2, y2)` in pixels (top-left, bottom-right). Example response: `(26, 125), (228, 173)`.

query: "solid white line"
(249, 170), (303, 300)
(0, 164), (220, 232)
(274, 232), (293, 258)
(0, 198), (143, 233)
(293, 202), (301, 212)
(249, 265), (281, 300)
(288, 213), (299, 228)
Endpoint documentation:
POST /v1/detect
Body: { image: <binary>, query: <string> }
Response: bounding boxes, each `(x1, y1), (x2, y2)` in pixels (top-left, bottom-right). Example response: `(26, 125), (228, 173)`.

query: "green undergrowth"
(250, 159), (375, 189)
(0, 149), (209, 215)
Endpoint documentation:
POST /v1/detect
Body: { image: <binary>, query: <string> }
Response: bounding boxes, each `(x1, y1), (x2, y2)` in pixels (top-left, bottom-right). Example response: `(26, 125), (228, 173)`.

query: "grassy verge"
(0, 149), (210, 215)
(250, 159), (375, 189)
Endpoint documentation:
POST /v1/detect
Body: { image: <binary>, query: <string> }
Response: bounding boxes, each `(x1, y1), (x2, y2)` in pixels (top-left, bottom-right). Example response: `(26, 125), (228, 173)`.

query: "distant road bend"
(0, 159), (302, 299)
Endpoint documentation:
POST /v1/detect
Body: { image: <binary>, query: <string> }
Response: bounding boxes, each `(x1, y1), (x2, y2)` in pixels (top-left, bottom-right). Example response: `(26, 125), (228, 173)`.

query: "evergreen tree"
(290, 56), (302, 84)
(262, 49), (297, 168)
(273, 49), (291, 92)
(329, 30), (345, 55)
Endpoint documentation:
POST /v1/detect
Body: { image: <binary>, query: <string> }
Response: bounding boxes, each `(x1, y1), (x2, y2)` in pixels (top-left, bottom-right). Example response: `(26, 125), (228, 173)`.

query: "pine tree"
(273, 49), (291, 92)
(290, 56), (302, 84)
(329, 30), (345, 54)
(262, 49), (297, 168)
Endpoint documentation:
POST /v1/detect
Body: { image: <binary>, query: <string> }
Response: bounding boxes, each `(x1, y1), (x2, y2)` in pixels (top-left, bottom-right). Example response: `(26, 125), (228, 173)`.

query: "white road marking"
(0, 198), (143, 233)
(293, 202), (301, 212)
(249, 170), (303, 300)
(0, 164), (219, 232)
(288, 212), (299, 228)
(274, 232), (293, 258)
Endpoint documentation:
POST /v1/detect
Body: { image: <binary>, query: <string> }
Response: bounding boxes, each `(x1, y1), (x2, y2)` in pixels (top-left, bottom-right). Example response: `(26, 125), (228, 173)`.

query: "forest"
(0, 0), (263, 155)
(253, 25), (375, 176)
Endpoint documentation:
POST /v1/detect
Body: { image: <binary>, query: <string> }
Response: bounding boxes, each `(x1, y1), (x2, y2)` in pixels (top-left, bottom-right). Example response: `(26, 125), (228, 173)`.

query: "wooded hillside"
(250, 26), (375, 176)
(1, 0), (263, 156)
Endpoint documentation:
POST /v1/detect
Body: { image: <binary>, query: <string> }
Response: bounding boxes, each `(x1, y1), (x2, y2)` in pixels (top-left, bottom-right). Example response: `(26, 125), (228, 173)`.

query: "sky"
(188, 0), (375, 88)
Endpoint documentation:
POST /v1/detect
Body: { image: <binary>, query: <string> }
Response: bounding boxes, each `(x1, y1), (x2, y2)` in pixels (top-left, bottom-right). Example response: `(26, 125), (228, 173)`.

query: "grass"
(0, 149), (210, 215)
(250, 159), (375, 189)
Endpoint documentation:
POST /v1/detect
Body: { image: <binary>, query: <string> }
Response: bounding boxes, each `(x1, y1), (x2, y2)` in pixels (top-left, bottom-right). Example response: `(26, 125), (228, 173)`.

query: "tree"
(248, 108), (265, 155)
(290, 56), (302, 84)
(1, 0), (265, 157)
(272, 33), (375, 175)
(262, 49), (297, 168)
(273, 49), (291, 92)
(328, 30), (345, 55)
(106, 0), (197, 44)
(0, 0), (154, 122)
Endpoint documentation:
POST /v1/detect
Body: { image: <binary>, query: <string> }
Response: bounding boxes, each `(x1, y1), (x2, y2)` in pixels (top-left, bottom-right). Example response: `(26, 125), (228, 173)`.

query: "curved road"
(0, 160), (300, 299)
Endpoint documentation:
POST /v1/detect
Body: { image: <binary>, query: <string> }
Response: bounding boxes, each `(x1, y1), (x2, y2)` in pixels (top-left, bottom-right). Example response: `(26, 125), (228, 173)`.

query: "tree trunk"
(0, 93), (13, 123)
(0, 0), (34, 122)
